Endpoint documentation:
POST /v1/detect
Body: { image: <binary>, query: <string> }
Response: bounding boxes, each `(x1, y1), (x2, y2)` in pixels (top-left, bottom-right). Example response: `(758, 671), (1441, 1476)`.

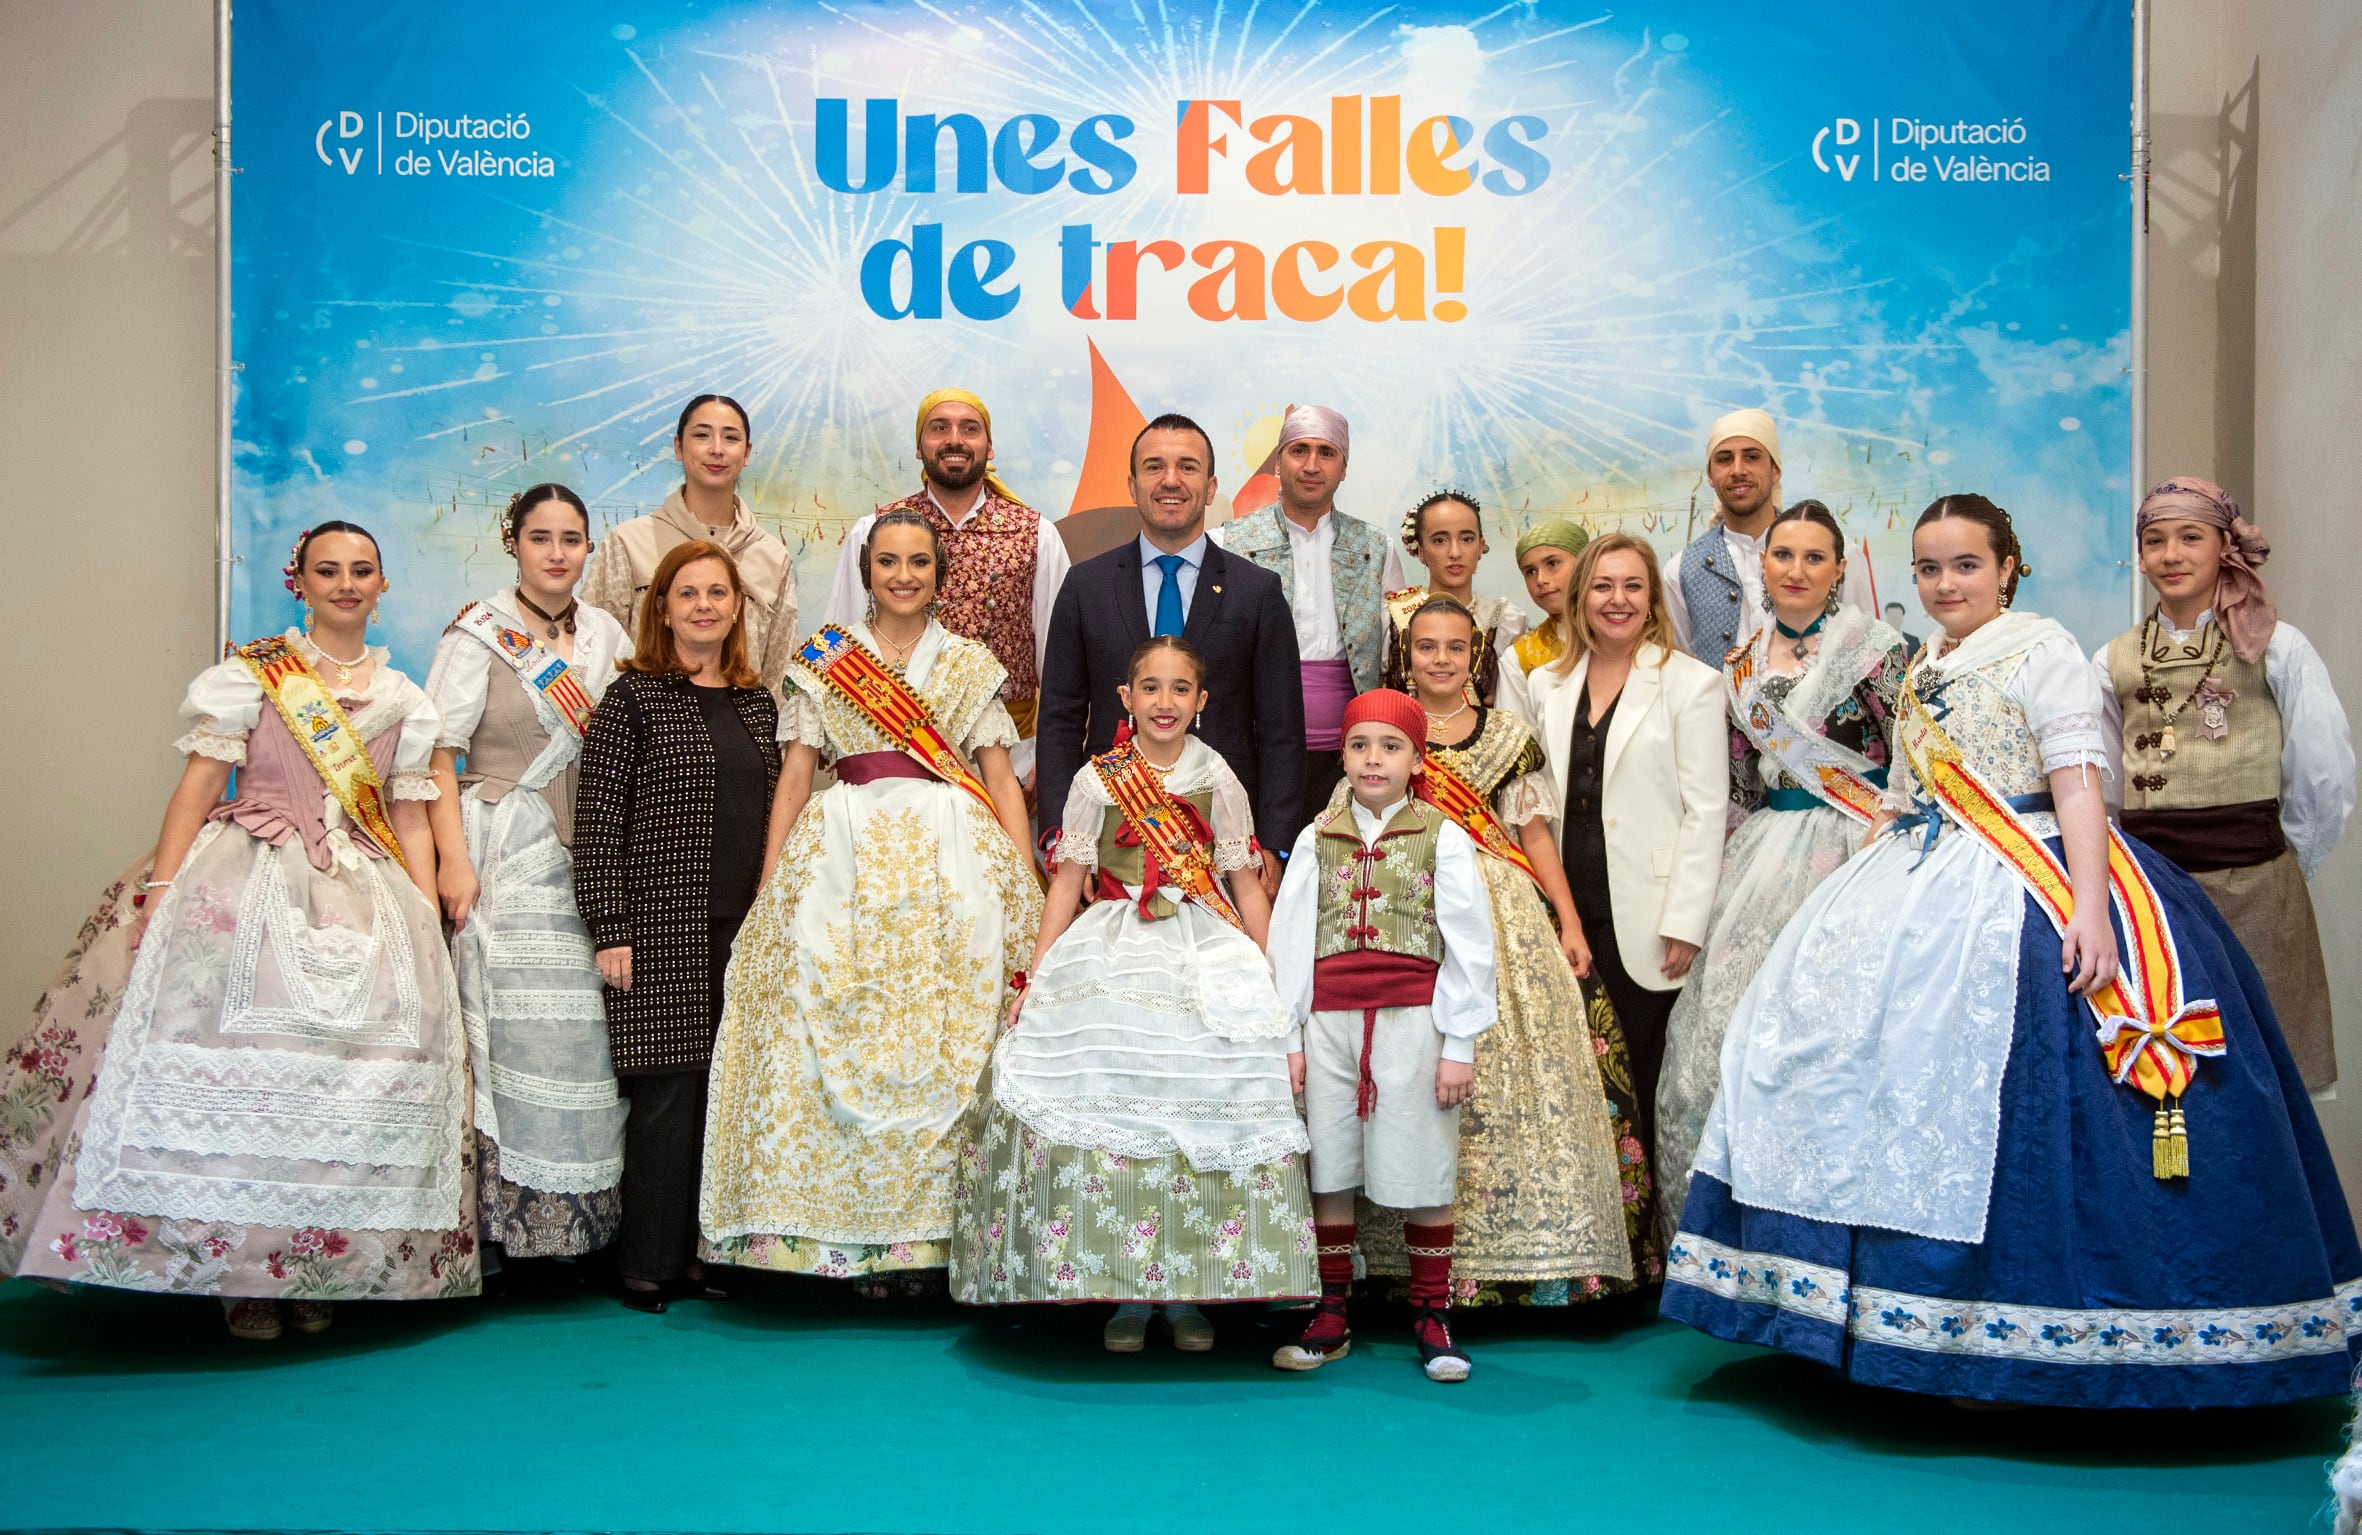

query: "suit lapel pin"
(1211, 585), (1222, 594)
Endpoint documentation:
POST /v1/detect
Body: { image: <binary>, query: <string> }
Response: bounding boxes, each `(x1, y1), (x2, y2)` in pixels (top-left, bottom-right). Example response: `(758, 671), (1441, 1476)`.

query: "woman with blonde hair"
(573, 539), (780, 1312)
(1527, 534), (1728, 1233)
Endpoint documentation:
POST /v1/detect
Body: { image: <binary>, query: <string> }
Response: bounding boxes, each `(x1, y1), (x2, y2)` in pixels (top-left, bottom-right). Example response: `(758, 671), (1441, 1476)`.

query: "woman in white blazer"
(1528, 533), (1729, 1165)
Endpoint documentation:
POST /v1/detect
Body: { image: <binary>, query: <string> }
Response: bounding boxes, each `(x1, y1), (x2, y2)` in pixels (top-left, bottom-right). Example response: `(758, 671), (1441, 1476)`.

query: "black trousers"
(617, 1070), (709, 1284)
(1300, 750), (1346, 827)
(1582, 916), (1679, 1161)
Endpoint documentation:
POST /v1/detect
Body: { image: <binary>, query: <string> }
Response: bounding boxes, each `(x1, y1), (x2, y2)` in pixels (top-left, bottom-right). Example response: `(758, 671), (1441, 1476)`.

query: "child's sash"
(1415, 751), (1541, 888)
(1727, 646), (1886, 826)
(235, 635), (409, 870)
(797, 624), (997, 818)
(1896, 679), (2223, 1177)
(1089, 741), (1244, 930)
(453, 602), (596, 738)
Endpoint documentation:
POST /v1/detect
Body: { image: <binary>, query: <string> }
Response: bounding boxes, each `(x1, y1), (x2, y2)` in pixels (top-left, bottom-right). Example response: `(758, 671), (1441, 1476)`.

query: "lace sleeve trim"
(2034, 711), (2114, 780)
(174, 727), (248, 766)
(778, 692), (829, 749)
(1495, 770), (1556, 829)
(386, 771), (440, 801)
(1213, 836), (1258, 873)
(963, 699), (1022, 755)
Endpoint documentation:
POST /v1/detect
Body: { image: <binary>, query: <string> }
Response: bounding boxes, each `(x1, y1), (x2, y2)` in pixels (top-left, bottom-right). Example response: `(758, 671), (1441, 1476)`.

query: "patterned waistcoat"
(1095, 788), (1215, 921)
(1312, 799), (1445, 962)
(1677, 522), (1745, 659)
(880, 488), (1041, 700)
(2104, 622), (2280, 809)
(1226, 504), (1389, 691)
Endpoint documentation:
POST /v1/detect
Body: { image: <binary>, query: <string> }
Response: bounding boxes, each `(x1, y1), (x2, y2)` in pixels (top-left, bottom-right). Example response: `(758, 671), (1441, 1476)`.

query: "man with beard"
(1212, 404), (1403, 827)
(1662, 409), (1876, 659)
(826, 388), (1071, 782)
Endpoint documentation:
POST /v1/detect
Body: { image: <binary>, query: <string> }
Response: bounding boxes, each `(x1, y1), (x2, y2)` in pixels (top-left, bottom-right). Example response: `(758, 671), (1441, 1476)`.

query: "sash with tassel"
(452, 602), (596, 737)
(1894, 677), (2223, 1178)
(797, 624), (999, 819)
(1726, 645), (1888, 826)
(235, 635), (409, 871)
(1088, 735), (1244, 931)
(1414, 749), (1541, 888)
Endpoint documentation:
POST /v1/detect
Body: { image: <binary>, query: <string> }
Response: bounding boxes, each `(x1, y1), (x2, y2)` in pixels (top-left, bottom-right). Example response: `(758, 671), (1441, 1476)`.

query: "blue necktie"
(1152, 553), (1186, 637)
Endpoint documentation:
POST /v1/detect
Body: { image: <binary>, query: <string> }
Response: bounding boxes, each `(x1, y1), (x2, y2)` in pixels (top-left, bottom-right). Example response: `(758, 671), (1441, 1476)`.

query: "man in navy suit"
(1037, 413), (1305, 896)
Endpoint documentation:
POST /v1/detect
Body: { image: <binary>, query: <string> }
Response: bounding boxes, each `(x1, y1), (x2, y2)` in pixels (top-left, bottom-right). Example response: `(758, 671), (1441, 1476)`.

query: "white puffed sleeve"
(2267, 623), (2356, 877)
(422, 626), (494, 751)
(1428, 821), (1500, 1063)
(1267, 822), (1326, 1054)
(2013, 634), (2113, 783)
(572, 606), (630, 704)
(776, 678), (829, 748)
(1491, 608), (1529, 651)
(384, 676), (443, 799)
(1054, 765), (1110, 876)
(962, 698), (1022, 756)
(1495, 769), (1556, 830)
(174, 659), (268, 765)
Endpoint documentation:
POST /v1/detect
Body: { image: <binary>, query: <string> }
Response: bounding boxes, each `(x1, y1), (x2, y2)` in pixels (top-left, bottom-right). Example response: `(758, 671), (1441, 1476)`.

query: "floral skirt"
(475, 1133), (620, 1259)
(1363, 978), (1662, 1307)
(950, 1100), (1318, 1304)
(1, 854), (480, 1300)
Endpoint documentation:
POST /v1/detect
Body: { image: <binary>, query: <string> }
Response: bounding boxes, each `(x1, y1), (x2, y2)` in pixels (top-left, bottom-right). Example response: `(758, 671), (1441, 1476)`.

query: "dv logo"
(1811, 119), (1865, 182)
(316, 111), (367, 173)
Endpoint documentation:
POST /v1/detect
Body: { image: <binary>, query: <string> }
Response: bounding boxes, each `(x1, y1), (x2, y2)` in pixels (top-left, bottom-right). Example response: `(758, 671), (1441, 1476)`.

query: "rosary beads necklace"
(2128, 614), (2230, 792)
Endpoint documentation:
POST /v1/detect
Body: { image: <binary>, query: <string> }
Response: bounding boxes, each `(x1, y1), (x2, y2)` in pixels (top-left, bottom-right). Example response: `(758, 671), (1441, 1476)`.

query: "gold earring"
(303, 604), (316, 633)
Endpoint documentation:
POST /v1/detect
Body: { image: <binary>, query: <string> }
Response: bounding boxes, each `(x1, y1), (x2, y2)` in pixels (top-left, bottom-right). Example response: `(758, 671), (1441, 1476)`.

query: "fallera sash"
(1415, 749), (1541, 887)
(235, 634), (409, 870)
(1895, 677), (2223, 1178)
(1727, 645), (1887, 826)
(453, 601), (596, 738)
(797, 624), (997, 818)
(1089, 739), (1244, 930)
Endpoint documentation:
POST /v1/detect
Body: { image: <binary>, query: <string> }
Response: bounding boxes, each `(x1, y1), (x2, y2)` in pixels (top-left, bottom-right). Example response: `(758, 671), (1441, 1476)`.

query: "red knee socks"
(1404, 1220), (1455, 1311)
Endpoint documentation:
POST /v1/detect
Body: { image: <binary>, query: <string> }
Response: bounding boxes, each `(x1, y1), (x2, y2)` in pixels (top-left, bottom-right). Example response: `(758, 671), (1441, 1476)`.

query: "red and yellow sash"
(454, 602), (596, 737)
(1727, 645), (1887, 826)
(1897, 680), (2223, 1176)
(236, 635), (408, 870)
(797, 624), (996, 819)
(1415, 750), (1540, 888)
(1089, 741), (1244, 930)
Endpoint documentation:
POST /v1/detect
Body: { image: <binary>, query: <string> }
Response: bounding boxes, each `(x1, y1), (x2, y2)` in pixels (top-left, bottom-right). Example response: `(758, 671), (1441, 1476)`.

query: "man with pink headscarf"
(1214, 404), (1406, 824)
(2096, 474), (2354, 1090)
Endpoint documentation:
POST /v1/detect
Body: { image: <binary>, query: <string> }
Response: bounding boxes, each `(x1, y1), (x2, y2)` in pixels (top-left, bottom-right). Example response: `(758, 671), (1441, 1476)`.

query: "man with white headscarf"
(1213, 404), (1405, 822)
(826, 387), (1071, 780)
(1663, 408), (1875, 659)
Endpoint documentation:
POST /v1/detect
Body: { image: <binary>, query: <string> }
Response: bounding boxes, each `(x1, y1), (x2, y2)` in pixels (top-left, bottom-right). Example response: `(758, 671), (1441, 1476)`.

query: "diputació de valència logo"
(315, 109), (557, 179)
(1811, 114), (2050, 185)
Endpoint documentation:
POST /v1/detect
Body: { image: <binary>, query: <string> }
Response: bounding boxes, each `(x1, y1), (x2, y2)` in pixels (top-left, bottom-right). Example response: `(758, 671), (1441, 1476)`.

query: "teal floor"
(0, 1270), (2344, 1533)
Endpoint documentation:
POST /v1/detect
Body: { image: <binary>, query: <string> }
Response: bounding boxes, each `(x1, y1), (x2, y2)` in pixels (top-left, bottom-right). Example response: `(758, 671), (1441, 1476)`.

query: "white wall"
(2, 0), (2357, 1203)
(0, 1), (218, 1004)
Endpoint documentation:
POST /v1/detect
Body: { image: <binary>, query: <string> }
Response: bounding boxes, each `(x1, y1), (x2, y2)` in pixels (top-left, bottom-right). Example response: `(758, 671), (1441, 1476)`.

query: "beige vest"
(458, 660), (581, 844)
(2104, 621), (2280, 810)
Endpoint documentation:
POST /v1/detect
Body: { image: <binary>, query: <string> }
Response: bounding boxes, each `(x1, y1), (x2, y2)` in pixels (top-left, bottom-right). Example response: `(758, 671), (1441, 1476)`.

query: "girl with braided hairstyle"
(0, 523), (477, 1339)
(1663, 494), (2361, 1409)
(1380, 491), (1528, 706)
(423, 484), (630, 1265)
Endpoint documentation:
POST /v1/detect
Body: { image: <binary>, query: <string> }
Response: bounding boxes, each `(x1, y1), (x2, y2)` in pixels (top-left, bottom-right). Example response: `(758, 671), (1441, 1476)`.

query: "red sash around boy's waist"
(835, 750), (937, 786)
(1312, 951), (1441, 1121)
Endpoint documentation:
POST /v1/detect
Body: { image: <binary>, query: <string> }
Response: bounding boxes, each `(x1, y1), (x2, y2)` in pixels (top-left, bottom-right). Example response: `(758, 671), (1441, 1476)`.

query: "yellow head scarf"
(915, 387), (1027, 509)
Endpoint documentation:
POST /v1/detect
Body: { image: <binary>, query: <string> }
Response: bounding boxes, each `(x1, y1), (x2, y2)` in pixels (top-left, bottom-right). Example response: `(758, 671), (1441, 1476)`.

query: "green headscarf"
(1514, 518), (1589, 560)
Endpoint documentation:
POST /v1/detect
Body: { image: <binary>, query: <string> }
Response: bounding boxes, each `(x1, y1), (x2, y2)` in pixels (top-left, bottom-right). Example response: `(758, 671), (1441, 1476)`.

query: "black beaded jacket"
(573, 669), (780, 1074)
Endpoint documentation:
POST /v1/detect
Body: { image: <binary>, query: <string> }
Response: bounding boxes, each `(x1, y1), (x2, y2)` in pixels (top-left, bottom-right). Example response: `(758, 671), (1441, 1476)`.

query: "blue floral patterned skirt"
(1662, 838), (2362, 1408)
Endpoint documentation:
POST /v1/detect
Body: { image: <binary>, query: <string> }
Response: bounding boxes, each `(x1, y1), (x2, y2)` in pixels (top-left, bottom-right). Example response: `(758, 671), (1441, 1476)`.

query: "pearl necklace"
(1423, 698), (1471, 735)
(299, 632), (369, 688)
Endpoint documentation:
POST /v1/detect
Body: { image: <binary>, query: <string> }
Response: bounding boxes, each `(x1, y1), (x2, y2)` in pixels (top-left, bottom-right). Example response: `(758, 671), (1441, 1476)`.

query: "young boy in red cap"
(1267, 687), (1497, 1382)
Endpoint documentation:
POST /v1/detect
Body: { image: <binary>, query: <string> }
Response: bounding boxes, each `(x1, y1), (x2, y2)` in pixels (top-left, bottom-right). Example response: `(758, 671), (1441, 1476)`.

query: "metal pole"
(213, 0), (235, 653)
(2128, 0), (2151, 626)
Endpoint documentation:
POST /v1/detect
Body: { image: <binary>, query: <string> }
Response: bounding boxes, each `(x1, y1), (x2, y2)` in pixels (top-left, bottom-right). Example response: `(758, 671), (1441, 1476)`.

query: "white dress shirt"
(2094, 610), (2356, 877)
(1212, 510), (1406, 661)
(1268, 795), (1497, 1061)
(1663, 521), (1878, 655)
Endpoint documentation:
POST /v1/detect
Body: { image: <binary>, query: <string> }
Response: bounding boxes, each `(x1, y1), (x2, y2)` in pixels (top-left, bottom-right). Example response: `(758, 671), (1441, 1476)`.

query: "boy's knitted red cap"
(1340, 688), (1426, 750)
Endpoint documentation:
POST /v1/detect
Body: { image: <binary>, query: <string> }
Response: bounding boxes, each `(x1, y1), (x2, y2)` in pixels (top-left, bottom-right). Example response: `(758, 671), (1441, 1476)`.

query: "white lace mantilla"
(1669, 1231), (2362, 1368)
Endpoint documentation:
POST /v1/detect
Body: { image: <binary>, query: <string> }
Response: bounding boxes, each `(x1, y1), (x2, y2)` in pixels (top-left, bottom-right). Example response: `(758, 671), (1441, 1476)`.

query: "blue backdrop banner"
(231, 0), (2133, 672)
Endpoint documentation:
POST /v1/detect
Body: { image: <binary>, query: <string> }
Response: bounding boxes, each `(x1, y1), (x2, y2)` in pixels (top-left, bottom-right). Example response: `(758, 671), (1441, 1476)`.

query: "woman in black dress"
(573, 539), (780, 1311)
